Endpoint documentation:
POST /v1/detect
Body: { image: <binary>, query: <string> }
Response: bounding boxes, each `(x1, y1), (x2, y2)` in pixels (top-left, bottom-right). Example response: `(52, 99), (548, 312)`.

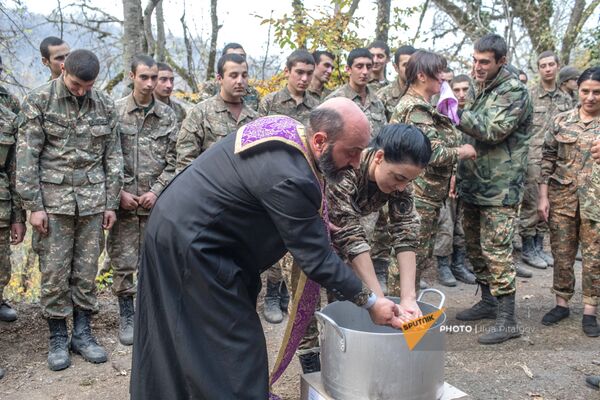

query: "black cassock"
(130, 132), (363, 399)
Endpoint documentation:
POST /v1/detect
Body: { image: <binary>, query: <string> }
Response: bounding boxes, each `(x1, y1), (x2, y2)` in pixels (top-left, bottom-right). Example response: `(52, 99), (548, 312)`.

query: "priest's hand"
(368, 297), (402, 327)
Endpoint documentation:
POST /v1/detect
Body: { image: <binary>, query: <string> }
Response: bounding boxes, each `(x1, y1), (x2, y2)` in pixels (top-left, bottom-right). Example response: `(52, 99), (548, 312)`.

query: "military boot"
(279, 282), (290, 313)
(535, 233), (554, 267)
(437, 256), (457, 287)
(456, 284), (498, 321)
(541, 305), (569, 326)
(450, 246), (476, 284)
(263, 281), (283, 324)
(521, 236), (547, 269)
(0, 301), (17, 322)
(478, 293), (521, 344)
(586, 375), (600, 390)
(298, 351), (321, 374)
(516, 264), (533, 278)
(118, 296), (134, 346)
(70, 308), (107, 364)
(373, 258), (389, 295)
(47, 318), (70, 371)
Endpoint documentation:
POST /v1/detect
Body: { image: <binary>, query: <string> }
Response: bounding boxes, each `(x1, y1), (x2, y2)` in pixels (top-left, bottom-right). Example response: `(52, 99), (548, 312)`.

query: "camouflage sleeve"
(103, 100), (124, 211)
(150, 114), (178, 195)
(407, 108), (459, 168)
(176, 106), (205, 173)
(16, 95), (45, 212)
(459, 85), (531, 144)
(388, 186), (420, 253)
(540, 115), (560, 185)
(257, 94), (272, 117)
(5, 114), (25, 224)
(326, 172), (371, 260)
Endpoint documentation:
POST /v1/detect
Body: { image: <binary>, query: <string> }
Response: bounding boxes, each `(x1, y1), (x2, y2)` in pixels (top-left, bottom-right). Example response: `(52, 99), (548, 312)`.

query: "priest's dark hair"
(370, 123), (432, 167)
(308, 107), (344, 142)
(63, 49), (99, 82)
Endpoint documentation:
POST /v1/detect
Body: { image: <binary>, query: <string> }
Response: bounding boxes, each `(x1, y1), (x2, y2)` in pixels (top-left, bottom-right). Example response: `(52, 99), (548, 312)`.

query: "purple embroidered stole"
(235, 116), (325, 398)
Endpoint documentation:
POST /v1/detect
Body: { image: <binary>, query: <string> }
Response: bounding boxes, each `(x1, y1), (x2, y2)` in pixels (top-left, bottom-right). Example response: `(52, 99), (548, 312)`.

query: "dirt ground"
(1, 253), (600, 400)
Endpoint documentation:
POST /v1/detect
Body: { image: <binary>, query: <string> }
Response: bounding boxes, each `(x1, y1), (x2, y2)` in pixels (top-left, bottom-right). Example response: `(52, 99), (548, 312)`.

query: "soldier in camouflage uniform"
(454, 34), (532, 345)
(198, 43), (260, 111)
(391, 50), (477, 290)
(39, 36), (70, 81)
(538, 67), (600, 337)
(154, 62), (188, 128)
(519, 51), (575, 271)
(258, 49), (320, 326)
(367, 40), (390, 92)
(308, 50), (335, 100)
(17, 50), (123, 370)
(0, 56), (21, 115)
(559, 66), (581, 106)
(376, 45), (415, 122)
(176, 53), (257, 172)
(109, 55), (178, 346)
(0, 105), (26, 323)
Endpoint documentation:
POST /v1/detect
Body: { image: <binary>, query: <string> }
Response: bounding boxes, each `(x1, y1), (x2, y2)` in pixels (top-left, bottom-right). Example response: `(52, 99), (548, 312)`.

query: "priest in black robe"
(130, 98), (405, 400)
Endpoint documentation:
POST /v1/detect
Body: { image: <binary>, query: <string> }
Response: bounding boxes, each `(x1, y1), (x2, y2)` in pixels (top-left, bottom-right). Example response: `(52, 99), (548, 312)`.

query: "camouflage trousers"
(462, 202), (517, 297)
(549, 206), (600, 306)
(33, 212), (104, 318)
(0, 227), (11, 301)
(433, 197), (465, 257)
(107, 212), (148, 297)
(518, 163), (547, 238)
(415, 199), (442, 286)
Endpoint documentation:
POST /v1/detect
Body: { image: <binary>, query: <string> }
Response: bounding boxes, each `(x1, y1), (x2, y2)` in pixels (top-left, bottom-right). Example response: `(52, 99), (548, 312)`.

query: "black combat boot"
(263, 281), (283, 324)
(583, 315), (600, 337)
(478, 293), (521, 344)
(516, 264), (533, 278)
(437, 256), (457, 287)
(279, 281), (290, 313)
(118, 296), (134, 346)
(71, 308), (107, 364)
(456, 284), (498, 321)
(373, 258), (389, 295)
(541, 305), (570, 326)
(298, 351), (321, 374)
(450, 247), (476, 284)
(47, 318), (70, 371)
(534, 233), (554, 267)
(521, 236), (547, 269)
(0, 301), (17, 322)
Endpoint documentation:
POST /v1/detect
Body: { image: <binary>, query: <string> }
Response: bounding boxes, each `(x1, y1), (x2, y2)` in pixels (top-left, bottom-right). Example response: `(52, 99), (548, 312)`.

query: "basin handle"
(314, 311), (346, 352)
(417, 288), (446, 309)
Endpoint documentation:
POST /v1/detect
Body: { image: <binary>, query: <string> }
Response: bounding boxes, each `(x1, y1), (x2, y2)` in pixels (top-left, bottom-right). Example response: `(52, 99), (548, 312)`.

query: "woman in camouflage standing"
(538, 66), (600, 337)
(391, 50), (477, 288)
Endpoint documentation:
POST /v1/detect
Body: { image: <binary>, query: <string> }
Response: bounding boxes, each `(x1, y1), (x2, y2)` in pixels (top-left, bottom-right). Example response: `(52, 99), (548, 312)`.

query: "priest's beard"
(318, 144), (351, 184)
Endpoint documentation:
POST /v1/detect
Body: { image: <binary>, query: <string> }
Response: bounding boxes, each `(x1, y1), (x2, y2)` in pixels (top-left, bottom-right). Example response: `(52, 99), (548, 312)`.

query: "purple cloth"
(436, 81), (460, 125)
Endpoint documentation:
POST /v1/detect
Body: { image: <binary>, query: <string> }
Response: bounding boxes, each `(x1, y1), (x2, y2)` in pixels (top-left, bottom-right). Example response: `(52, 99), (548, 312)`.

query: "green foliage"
(582, 25), (600, 66)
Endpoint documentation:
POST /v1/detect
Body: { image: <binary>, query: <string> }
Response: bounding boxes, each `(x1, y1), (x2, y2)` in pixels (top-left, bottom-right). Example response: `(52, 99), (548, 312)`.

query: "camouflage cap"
(558, 66), (581, 85)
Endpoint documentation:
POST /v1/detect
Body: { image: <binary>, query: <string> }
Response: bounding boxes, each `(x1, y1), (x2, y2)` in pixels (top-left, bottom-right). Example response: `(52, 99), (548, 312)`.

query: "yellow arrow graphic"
(401, 308), (445, 350)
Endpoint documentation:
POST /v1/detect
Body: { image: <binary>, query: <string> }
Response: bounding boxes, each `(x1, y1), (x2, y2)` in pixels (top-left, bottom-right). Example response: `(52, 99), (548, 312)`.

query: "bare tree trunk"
(155, 0), (166, 62)
(374, 0), (391, 43)
(180, 3), (198, 91)
(292, 0), (307, 48)
(143, 0), (160, 57)
(206, 0), (221, 79)
(560, 0), (600, 64)
(122, 0), (145, 74)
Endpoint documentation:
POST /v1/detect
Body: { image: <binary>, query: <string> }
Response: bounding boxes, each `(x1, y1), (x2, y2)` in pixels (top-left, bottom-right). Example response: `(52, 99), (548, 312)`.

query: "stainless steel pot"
(315, 289), (446, 400)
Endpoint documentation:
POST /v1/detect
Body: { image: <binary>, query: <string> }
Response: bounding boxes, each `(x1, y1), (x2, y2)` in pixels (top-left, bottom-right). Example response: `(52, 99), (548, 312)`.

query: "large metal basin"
(315, 289), (446, 400)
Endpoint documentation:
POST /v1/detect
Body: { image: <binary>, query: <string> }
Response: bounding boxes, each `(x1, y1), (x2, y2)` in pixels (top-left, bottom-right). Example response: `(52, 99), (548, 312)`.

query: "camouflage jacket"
(115, 94), (178, 215)
(176, 94), (257, 172)
(527, 82), (574, 163)
(376, 78), (408, 122)
(199, 80), (260, 111)
(17, 77), (123, 215)
(391, 90), (461, 206)
(0, 85), (20, 115)
(163, 97), (188, 128)
(325, 83), (386, 137)
(0, 105), (25, 227)
(307, 85), (332, 101)
(541, 107), (600, 221)
(368, 77), (389, 93)
(457, 66), (533, 207)
(327, 148), (420, 260)
(258, 86), (320, 125)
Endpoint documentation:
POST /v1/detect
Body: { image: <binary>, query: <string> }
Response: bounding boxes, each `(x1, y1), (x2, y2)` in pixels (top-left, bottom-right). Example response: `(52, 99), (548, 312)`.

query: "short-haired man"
(0, 56), (21, 114)
(518, 51), (574, 271)
(450, 74), (472, 108)
(558, 65), (580, 105)
(108, 55), (178, 346)
(17, 49), (123, 370)
(154, 62), (187, 127)
(199, 43), (260, 110)
(377, 45), (416, 121)
(455, 34), (533, 344)
(367, 40), (391, 91)
(39, 36), (70, 80)
(308, 50), (335, 100)
(176, 53), (257, 172)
